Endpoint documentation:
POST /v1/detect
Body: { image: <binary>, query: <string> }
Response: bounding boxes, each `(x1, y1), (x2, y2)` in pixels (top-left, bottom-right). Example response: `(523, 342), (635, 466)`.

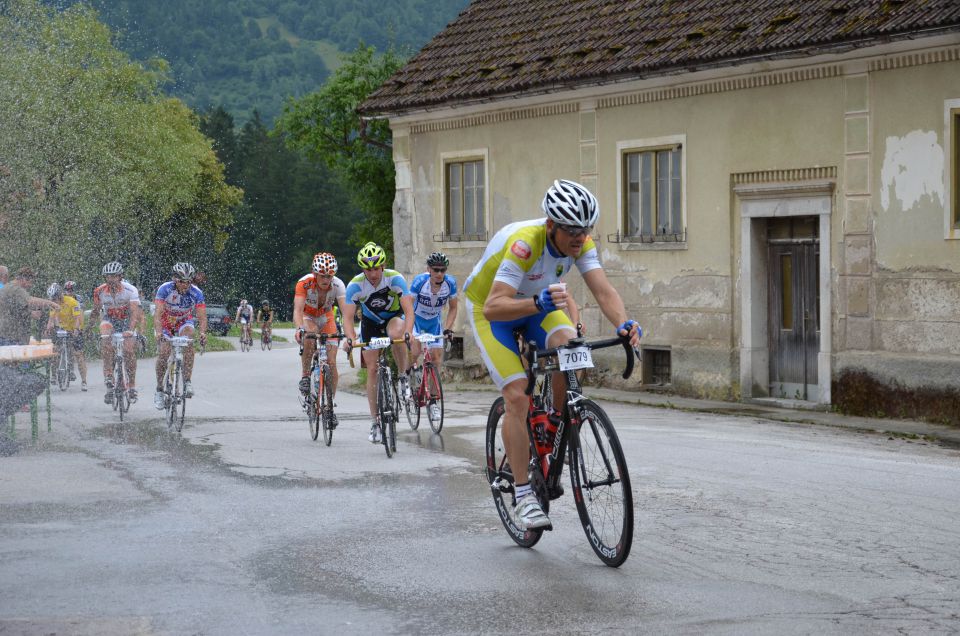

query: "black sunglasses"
(557, 224), (593, 238)
(431, 267), (447, 273)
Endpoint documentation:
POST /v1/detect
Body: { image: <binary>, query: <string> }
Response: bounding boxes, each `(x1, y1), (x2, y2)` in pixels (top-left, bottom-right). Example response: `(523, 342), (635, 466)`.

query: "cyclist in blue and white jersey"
(408, 252), (458, 413)
(153, 262), (207, 409)
(341, 242), (415, 443)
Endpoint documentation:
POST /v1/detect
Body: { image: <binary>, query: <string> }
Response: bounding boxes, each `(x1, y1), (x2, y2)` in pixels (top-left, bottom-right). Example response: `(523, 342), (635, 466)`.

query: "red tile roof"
(360, 0), (960, 115)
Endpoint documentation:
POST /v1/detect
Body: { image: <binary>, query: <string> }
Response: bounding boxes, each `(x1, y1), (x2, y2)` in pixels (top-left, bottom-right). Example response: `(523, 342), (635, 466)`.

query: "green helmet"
(357, 242), (386, 269)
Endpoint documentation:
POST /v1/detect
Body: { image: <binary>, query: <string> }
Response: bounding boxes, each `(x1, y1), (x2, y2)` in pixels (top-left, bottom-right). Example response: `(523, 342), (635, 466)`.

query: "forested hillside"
(49, 0), (469, 123)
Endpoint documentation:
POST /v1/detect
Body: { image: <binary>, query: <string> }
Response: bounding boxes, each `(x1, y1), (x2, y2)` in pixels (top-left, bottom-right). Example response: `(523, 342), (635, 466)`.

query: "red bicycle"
(402, 333), (447, 433)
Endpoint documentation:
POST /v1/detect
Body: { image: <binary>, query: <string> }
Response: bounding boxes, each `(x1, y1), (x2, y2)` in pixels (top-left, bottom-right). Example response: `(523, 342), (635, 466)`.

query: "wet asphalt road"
(2, 341), (959, 635)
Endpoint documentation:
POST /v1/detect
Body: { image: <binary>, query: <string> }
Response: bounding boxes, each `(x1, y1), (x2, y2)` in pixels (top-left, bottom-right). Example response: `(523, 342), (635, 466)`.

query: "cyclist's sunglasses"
(431, 267), (447, 273)
(316, 273), (334, 279)
(174, 277), (192, 284)
(556, 223), (593, 238)
(360, 258), (381, 270)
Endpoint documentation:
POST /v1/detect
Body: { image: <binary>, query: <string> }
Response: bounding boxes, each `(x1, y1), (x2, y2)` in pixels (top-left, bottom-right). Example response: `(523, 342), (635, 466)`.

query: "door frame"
(735, 180), (834, 405)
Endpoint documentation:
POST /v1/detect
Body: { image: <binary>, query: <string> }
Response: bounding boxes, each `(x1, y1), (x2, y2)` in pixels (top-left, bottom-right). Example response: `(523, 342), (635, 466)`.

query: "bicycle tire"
(261, 336), (266, 351)
(174, 367), (186, 432)
(116, 359), (128, 420)
(308, 369), (320, 441)
(267, 337), (272, 351)
(485, 397), (544, 548)
(164, 366), (173, 430)
(320, 366), (334, 446)
(402, 372), (416, 431)
(427, 366), (444, 434)
(166, 363), (179, 431)
(568, 399), (634, 567)
(410, 367), (423, 431)
(57, 348), (69, 391)
(377, 371), (394, 458)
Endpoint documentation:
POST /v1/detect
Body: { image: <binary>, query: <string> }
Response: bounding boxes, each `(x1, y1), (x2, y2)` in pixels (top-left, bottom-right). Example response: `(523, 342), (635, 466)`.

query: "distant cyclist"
(88, 261), (143, 403)
(341, 242), (414, 444)
(256, 299), (273, 344)
(293, 252), (347, 425)
(45, 283), (88, 391)
(235, 299), (254, 343)
(408, 252), (458, 418)
(463, 179), (640, 531)
(153, 262), (207, 409)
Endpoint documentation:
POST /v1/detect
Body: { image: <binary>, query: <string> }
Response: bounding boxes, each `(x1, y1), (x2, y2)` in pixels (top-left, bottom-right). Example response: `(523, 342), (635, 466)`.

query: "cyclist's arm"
(154, 300), (166, 338)
(582, 268), (638, 345)
(482, 281), (538, 321)
(341, 301), (357, 344)
(87, 299), (101, 331)
(196, 305), (207, 339)
(444, 296), (459, 332)
(292, 297), (306, 330)
(398, 294), (413, 339)
(565, 294), (580, 328)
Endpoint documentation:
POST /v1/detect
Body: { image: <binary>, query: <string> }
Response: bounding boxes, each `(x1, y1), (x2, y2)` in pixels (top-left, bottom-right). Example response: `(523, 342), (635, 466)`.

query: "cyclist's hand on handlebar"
(617, 319), (642, 347)
(442, 328), (454, 340)
(342, 337), (353, 353)
(199, 332), (207, 347)
(295, 327), (304, 344)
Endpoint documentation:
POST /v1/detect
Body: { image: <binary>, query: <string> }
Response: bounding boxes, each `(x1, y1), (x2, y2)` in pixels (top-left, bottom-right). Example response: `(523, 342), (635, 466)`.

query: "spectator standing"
(0, 267), (58, 345)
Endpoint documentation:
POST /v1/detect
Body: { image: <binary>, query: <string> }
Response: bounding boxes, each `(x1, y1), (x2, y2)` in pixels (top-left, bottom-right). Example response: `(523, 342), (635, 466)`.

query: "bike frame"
(521, 337), (636, 497)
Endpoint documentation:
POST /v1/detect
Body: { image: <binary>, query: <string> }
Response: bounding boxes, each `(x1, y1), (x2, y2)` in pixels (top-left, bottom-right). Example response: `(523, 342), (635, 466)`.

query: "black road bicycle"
(486, 334), (638, 567)
(348, 336), (406, 458)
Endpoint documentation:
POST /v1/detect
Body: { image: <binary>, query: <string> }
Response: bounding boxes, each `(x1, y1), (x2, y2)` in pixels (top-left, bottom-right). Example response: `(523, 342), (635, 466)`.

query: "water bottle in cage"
(529, 407), (551, 460)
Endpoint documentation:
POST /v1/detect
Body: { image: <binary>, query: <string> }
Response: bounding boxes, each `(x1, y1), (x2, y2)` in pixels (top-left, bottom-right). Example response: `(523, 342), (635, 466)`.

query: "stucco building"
(360, 0), (960, 421)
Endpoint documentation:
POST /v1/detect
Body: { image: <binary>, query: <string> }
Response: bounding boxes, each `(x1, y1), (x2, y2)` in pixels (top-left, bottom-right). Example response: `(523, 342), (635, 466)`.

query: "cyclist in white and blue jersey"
(409, 252), (458, 383)
(341, 242), (415, 443)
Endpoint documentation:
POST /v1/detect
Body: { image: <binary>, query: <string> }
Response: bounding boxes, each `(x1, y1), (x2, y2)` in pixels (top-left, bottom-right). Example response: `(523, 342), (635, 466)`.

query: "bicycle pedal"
(490, 476), (513, 493)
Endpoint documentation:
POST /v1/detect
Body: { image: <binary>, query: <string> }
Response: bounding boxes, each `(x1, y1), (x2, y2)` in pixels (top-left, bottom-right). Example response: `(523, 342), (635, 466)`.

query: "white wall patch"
(880, 130), (944, 212)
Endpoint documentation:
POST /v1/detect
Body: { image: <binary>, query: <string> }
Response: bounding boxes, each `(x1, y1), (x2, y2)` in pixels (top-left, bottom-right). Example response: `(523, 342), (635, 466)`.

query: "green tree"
(276, 44), (403, 258)
(0, 0), (241, 290)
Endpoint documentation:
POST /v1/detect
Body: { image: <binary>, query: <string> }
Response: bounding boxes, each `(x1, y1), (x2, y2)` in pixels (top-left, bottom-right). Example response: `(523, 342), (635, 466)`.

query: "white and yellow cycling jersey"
(463, 218), (601, 388)
(463, 218), (601, 304)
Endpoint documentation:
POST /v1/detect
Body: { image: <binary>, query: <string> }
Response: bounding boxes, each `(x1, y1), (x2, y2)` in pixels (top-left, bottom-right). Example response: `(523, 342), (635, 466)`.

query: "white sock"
(515, 483), (532, 500)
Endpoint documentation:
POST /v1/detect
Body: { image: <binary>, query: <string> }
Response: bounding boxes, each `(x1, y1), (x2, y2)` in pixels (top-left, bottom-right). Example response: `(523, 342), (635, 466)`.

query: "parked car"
(206, 304), (232, 336)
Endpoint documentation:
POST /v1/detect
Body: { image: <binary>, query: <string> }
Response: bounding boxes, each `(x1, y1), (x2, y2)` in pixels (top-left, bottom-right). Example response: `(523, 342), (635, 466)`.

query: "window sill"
(618, 241), (688, 251)
(435, 239), (488, 248)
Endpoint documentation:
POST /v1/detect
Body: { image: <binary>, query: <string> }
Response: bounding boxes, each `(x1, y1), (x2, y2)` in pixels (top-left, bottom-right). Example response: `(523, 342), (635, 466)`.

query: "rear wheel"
(485, 397), (544, 548)
(569, 400), (633, 567)
(320, 366), (334, 446)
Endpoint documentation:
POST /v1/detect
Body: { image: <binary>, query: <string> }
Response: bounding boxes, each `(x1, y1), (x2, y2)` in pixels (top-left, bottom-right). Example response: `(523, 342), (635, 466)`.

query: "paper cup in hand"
(549, 282), (567, 309)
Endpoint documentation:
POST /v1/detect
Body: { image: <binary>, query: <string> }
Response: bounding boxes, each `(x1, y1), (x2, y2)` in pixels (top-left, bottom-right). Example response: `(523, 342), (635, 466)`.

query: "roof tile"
(360, 0), (960, 115)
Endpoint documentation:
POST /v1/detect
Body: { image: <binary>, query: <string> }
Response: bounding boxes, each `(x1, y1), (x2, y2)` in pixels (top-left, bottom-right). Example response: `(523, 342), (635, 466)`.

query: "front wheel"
(57, 348), (70, 391)
(425, 365), (444, 434)
(320, 366), (334, 446)
(377, 372), (396, 458)
(569, 400), (634, 567)
(308, 370), (320, 441)
(485, 397), (543, 548)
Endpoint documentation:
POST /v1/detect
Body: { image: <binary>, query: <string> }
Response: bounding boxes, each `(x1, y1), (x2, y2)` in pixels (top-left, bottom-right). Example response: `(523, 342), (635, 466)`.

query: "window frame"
(945, 99), (960, 239)
(440, 149), (489, 244)
(615, 135), (687, 250)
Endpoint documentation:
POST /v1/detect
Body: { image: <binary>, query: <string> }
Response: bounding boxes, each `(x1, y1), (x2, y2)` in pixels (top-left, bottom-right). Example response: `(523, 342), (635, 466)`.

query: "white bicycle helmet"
(541, 179), (599, 227)
(47, 283), (62, 299)
(102, 261), (123, 276)
(171, 262), (196, 281)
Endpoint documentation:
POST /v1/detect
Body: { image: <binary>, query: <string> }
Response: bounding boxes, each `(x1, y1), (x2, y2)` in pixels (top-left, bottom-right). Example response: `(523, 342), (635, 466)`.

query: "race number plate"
(368, 337), (392, 349)
(558, 346), (593, 371)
